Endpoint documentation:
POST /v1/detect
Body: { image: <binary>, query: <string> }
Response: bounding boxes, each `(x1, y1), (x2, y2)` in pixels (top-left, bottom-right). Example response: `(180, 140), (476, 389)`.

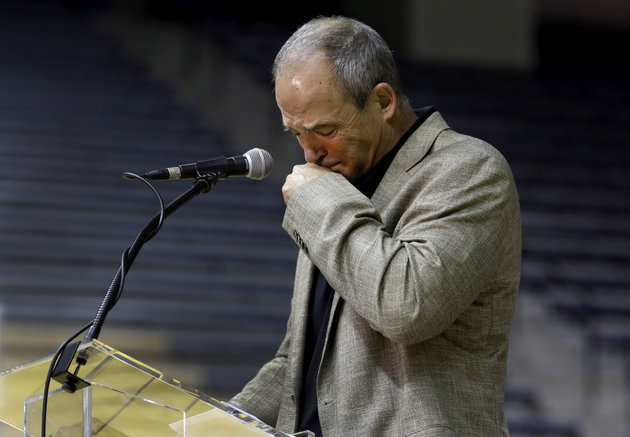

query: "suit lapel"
(372, 111), (450, 211)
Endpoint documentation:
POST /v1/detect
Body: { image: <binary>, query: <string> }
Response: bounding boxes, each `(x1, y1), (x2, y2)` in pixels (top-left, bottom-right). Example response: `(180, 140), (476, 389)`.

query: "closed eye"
(316, 128), (336, 137)
(282, 124), (336, 137)
(283, 126), (300, 137)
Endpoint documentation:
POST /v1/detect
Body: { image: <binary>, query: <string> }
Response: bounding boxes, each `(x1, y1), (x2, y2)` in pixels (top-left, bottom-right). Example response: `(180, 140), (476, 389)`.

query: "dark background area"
(1, 1), (629, 435)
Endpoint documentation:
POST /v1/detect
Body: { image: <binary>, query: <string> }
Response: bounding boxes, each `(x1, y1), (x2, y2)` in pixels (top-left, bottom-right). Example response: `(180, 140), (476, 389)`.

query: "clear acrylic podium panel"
(0, 340), (313, 437)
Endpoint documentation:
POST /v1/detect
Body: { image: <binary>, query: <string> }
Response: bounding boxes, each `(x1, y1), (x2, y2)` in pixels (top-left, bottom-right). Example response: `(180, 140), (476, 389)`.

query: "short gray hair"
(273, 16), (406, 109)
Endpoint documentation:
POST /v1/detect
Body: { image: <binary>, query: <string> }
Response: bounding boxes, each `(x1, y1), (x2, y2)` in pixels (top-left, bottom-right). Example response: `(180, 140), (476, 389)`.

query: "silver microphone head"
(244, 148), (274, 180)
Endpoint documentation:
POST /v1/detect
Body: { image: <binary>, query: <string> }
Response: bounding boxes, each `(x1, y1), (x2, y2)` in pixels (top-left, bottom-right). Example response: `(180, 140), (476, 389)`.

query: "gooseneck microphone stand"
(84, 174), (217, 344)
(42, 172), (220, 437)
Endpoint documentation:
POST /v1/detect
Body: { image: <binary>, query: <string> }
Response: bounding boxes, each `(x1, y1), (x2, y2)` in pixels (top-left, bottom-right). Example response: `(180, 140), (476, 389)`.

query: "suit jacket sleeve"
(282, 130), (520, 345)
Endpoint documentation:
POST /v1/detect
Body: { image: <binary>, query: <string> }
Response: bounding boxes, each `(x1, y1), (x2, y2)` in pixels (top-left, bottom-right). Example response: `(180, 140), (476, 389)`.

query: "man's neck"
(381, 105), (419, 157)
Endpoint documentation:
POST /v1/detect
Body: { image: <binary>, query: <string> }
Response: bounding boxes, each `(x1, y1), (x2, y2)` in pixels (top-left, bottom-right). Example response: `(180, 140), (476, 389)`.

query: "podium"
(0, 340), (312, 437)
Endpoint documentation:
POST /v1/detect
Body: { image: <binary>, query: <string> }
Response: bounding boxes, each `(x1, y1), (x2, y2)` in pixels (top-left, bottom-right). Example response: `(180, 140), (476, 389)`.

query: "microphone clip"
(194, 172), (221, 193)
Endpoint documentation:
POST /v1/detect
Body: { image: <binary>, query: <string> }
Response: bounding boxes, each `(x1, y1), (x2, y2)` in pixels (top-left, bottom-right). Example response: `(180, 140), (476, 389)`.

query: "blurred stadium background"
(1, 1), (629, 435)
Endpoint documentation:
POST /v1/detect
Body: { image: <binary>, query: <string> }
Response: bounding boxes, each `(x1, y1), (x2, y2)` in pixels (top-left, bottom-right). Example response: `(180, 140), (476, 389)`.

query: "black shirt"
(297, 106), (435, 436)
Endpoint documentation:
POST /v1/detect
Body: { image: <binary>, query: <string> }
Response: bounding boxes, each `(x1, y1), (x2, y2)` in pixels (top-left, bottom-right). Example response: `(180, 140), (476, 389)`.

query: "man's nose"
(301, 138), (326, 164)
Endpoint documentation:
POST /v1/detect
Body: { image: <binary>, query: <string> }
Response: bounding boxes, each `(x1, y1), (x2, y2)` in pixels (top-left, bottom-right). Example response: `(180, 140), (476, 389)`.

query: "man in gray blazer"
(230, 16), (521, 437)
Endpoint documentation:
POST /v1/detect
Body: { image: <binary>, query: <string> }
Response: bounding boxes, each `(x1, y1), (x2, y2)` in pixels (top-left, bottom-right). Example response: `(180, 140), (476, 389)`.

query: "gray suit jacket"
(231, 112), (521, 436)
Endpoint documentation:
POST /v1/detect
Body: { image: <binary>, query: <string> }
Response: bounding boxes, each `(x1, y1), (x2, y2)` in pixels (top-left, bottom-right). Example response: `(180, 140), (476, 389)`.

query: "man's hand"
(282, 163), (332, 204)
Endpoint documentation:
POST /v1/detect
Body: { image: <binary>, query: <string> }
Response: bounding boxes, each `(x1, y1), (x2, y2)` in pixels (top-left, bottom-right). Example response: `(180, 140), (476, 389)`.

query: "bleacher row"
(1, 1), (629, 435)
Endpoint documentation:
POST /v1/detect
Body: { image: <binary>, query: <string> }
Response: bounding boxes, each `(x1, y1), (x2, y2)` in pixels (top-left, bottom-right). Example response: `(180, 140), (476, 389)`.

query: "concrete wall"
(343, 0), (536, 70)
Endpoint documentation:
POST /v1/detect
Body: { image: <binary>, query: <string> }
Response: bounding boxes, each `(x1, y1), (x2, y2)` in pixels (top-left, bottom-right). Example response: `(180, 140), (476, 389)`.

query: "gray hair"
(272, 16), (406, 109)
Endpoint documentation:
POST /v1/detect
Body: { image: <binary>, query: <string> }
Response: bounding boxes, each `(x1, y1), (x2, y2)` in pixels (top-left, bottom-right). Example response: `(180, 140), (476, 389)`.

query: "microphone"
(142, 148), (273, 181)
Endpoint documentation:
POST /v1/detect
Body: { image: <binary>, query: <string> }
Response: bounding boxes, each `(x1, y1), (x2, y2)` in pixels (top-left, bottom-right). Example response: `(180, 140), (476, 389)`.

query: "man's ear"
(371, 82), (397, 121)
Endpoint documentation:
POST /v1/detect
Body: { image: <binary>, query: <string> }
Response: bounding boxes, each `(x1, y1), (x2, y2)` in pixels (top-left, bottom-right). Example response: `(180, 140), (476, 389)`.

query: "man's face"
(275, 59), (387, 182)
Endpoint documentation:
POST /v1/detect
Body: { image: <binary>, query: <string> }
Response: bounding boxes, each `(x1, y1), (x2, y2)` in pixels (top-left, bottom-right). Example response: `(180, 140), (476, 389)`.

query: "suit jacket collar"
(372, 111), (450, 209)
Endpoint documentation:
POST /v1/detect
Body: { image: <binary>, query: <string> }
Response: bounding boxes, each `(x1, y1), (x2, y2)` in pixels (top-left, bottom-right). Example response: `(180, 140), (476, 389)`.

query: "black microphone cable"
(40, 173), (165, 437)
(112, 172), (165, 309)
(84, 173), (166, 342)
